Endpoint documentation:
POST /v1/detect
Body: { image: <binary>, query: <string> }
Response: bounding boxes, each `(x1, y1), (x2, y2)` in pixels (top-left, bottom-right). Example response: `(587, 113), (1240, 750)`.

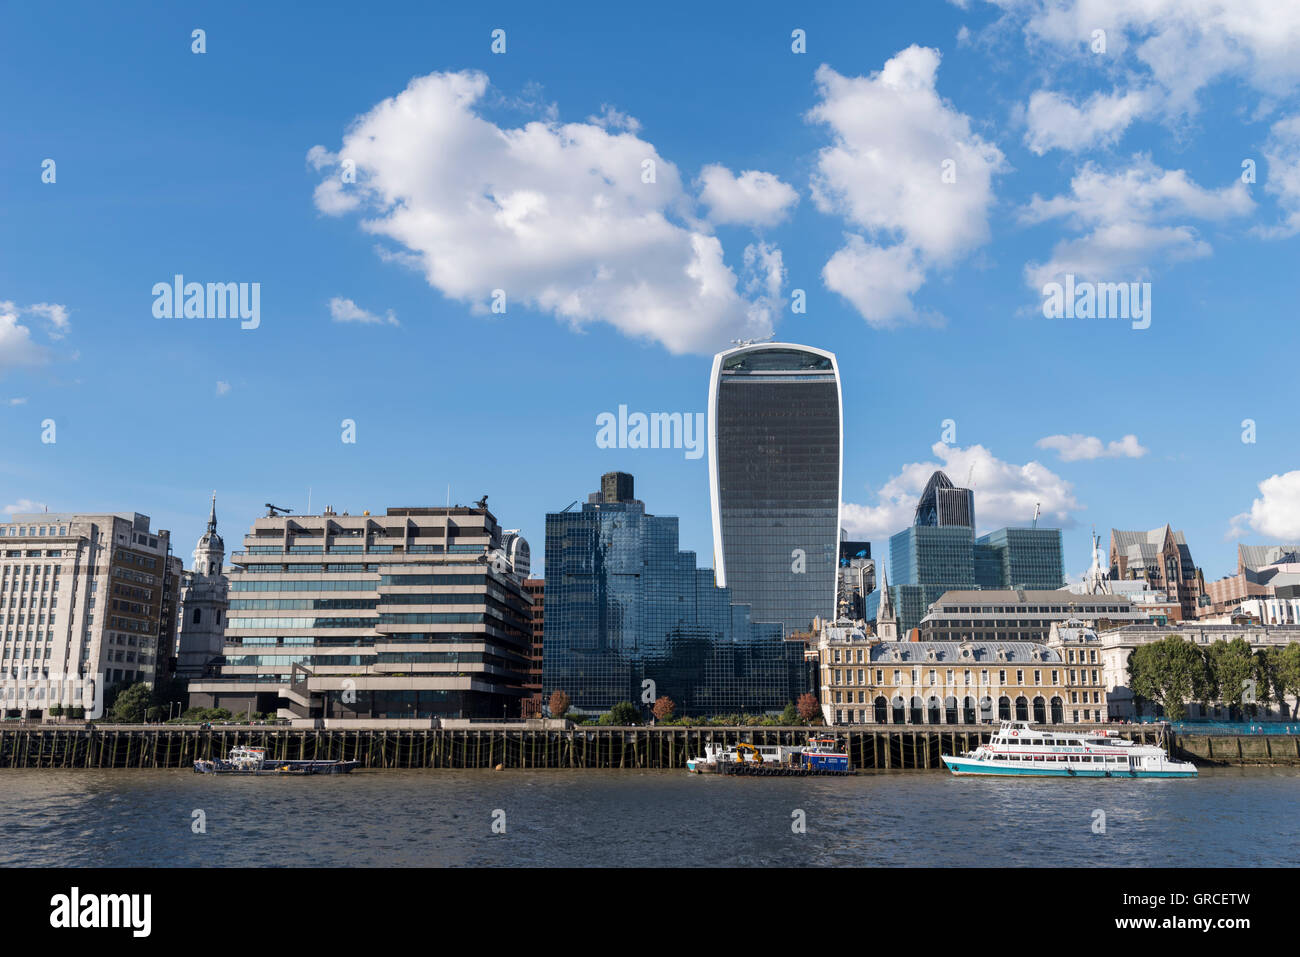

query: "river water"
(1, 767), (1295, 867)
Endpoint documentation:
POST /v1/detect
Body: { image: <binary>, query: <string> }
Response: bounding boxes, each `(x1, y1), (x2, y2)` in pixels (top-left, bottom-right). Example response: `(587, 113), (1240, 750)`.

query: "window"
(192, 608), (201, 624)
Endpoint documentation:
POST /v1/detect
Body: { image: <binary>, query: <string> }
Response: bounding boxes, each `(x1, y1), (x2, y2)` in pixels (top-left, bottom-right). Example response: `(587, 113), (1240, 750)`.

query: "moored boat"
(941, 721), (1196, 778)
(193, 745), (361, 775)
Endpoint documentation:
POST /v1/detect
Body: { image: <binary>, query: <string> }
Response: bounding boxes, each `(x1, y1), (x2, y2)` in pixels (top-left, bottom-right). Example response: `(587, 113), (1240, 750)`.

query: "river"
(1, 767), (1295, 867)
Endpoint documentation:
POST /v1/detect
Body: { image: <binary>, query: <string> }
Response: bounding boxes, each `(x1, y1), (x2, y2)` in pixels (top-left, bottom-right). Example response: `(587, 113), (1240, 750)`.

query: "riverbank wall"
(4, 723), (1262, 770)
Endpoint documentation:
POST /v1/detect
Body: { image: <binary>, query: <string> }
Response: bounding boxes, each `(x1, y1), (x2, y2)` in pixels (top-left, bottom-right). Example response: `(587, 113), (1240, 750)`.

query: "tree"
(779, 702), (800, 725)
(1206, 638), (1258, 719)
(796, 693), (821, 724)
(110, 683), (152, 724)
(608, 701), (640, 725)
(1128, 636), (1210, 722)
(652, 696), (675, 722)
(548, 689), (570, 719)
(1275, 643), (1300, 719)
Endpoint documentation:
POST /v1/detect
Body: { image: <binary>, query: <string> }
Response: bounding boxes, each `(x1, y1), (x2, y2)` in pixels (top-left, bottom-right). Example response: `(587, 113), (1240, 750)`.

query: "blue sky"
(2, 1), (1298, 584)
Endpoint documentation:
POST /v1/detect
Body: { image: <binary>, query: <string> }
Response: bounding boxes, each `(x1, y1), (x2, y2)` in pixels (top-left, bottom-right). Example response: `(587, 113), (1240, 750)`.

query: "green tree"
(779, 702), (800, 725)
(110, 683), (153, 723)
(1275, 643), (1300, 720)
(608, 701), (640, 725)
(1128, 636), (1210, 722)
(1206, 638), (1258, 719)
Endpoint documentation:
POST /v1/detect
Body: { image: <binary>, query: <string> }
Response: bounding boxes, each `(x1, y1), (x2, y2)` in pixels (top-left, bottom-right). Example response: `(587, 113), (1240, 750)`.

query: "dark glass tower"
(708, 342), (842, 636)
(543, 475), (804, 717)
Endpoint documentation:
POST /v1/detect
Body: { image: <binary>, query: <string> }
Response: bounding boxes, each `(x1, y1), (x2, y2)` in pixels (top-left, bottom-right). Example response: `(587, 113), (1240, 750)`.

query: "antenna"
(307, 487), (312, 515)
(1032, 502), (1041, 528)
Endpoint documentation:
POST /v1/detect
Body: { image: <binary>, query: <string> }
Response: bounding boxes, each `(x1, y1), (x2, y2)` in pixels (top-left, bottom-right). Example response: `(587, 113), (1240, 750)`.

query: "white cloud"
(328, 296), (399, 327)
(842, 441), (1082, 541)
(1024, 88), (1154, 154)
(5, 397), (27, 406)
(1036, 432), (1148, 461)
(1259, 114), (1300, 238)
(215, 380), (231, 396)
(2, 499), (46, 515)
(807, 48), (1006, 325)
(990, 0), (1300, 117)
(1229, 471), (1300, 539)
(697, 165), (798, 228)
(1020, 155), (1254, 288)
(0, 300), (71, 375)
(308, 70), (780, 355)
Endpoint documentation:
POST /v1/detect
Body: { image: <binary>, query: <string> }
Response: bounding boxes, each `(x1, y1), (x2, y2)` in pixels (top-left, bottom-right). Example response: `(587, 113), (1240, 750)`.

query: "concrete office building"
(708, 341), (842, 637)
(0, 512), (179, 719)
(1202, 544), (1300, 618)
(187, 504), (533, 725)
(918, 589), (1155, 642)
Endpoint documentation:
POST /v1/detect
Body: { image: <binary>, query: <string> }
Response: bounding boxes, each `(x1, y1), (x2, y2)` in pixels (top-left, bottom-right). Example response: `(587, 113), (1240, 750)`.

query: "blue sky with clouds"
(2, 1), (1298, 583)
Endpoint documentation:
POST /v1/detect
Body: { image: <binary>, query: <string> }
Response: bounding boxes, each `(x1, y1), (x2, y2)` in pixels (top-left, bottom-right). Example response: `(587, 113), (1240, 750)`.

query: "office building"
(1110, 525), (1205, 621)
(974, 527), (1064, 591)
(1, 511), (179, 719)
(919, 589), (1155, 642)
(1202, 543), (1300, 618)
(887, 470), (977, 634)
(187, 504), (533, 724)
(836, 539), (874, 622)
(544, 472), (806, 717)
(708, 341), (842, 637)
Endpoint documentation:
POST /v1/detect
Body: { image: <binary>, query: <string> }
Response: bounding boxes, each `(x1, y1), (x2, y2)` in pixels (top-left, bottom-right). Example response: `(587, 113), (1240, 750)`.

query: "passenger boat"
(193, 745), (361, 775)
(941, 721), (1197, 778)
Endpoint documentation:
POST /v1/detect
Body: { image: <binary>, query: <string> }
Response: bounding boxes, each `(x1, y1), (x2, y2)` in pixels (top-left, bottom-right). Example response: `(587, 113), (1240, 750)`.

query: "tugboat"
(941, 721), (1197, 778)
(193, 745), (361, 775)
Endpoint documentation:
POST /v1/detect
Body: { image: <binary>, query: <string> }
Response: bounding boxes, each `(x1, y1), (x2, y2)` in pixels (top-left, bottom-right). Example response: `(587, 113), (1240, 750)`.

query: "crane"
(265, 503), (293, 517)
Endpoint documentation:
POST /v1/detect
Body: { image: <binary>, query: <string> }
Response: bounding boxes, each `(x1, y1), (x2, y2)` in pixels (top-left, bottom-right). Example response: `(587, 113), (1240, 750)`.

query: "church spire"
(207, 491), (218, 535)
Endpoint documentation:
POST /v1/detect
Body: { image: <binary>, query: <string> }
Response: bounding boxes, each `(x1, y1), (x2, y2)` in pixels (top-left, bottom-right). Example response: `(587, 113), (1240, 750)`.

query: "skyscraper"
(543, 473), (805, 717)
(708, 341), (842, 637)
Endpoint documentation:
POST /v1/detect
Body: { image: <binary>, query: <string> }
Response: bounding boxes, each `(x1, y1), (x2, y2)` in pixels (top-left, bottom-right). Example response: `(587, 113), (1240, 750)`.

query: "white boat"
(193, 745), (361, 775)
(941, 721), (1197, 778)
(686, 743), (803, 774)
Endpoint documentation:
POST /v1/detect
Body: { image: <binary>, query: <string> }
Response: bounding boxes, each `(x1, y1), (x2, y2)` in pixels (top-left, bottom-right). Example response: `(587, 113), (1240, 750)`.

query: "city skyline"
(4, 2), (1300, 590)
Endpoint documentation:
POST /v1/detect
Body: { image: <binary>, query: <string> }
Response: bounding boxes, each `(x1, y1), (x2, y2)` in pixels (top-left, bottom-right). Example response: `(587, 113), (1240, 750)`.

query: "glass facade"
(975, 528), (1065, 590)
(543, 490), (806, 717)
(709, 343), (841, 638)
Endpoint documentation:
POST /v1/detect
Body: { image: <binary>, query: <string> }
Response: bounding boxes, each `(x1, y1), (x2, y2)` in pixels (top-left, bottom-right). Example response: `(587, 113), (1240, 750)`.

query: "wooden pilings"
(0, 725), (1286, 770)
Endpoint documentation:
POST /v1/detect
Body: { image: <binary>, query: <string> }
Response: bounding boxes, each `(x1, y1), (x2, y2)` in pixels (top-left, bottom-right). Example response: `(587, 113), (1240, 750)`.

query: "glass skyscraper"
(543, 473), (805, 717)
(882, 470), (1066, 633)
(708, 342), (842, 637)
(975, 527), (1065, 590)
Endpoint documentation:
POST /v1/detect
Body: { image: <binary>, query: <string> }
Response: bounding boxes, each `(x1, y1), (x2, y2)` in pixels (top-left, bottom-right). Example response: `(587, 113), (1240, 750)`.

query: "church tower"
(875, 568), (899, 641)
(177, 493), (230, 680)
